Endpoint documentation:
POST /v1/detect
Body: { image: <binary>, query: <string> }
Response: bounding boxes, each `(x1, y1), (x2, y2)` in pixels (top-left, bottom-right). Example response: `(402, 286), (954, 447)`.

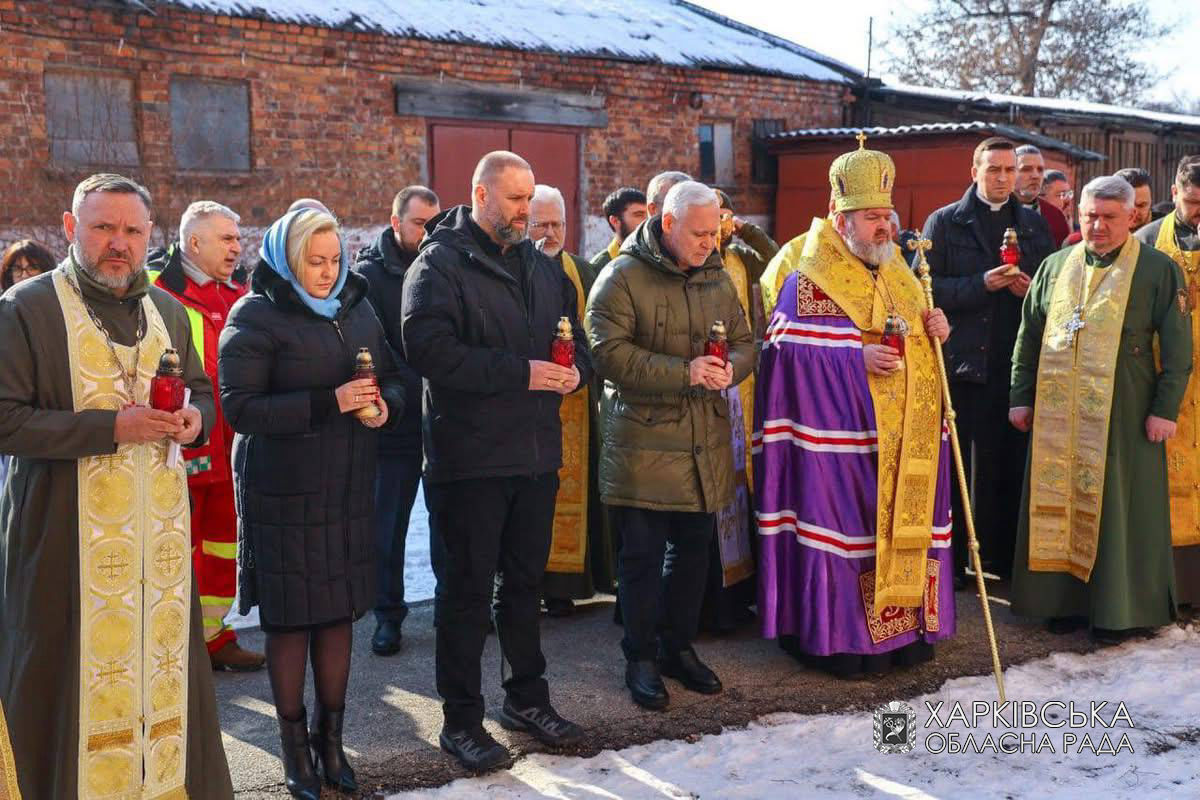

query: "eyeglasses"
(1053, 190), (1074, 202)
(9, 261), (42, 279)
(529, 220), (565, 233)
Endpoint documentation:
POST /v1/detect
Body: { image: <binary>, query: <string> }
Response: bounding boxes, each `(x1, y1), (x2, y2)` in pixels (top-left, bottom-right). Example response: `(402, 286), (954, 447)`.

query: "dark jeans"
(612, 505), (714, 662)
(949, 377), (1028, 579)
(428, 472), (559, 731)
(373, 451), (424, 624)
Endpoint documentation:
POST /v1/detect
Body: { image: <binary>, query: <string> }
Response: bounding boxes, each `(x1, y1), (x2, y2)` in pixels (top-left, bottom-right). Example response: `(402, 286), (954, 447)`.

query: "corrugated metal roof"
(874, 83), (1200, 130)
(143, 0), (860, 83)
(769, 121), (1106, 161)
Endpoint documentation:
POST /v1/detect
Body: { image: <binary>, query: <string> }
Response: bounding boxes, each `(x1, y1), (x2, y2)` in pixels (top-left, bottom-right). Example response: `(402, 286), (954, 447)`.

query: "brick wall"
(0, 0), (847, 261)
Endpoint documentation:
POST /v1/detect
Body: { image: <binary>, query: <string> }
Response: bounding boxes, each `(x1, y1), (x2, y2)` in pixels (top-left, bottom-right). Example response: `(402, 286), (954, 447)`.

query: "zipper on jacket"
(330, 316), (356, 616)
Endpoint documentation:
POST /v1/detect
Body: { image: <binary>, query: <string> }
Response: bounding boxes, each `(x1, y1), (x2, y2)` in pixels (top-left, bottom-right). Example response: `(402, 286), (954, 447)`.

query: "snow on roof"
(877, 82), (1200, 130)
(154, 0), (859, 83)
(770, 121), (1106, 161)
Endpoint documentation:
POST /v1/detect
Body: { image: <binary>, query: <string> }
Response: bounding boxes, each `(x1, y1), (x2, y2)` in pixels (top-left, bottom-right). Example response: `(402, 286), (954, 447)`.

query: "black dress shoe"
(498, 701), (584, 747)
(371, 619), (403, 656)
(625, 660), (669, 710)
(276, 708), (320, 800)
(439, 726), (513, 772)
(544, 597), (576, 617)
(658, 646), (722, 694)
(310, 707), (357, 792)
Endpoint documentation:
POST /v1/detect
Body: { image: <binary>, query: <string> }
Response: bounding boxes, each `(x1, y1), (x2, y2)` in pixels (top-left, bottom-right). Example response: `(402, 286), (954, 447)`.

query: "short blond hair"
(285, 210), (340, 278)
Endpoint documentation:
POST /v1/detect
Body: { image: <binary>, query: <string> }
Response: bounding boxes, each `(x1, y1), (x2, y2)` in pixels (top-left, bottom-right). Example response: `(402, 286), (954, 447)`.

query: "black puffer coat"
(219, 264), (403, 628)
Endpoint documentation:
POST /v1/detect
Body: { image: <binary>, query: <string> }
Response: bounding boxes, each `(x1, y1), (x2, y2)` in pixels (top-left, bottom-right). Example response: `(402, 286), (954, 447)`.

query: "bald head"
(471, 151), (535, 249)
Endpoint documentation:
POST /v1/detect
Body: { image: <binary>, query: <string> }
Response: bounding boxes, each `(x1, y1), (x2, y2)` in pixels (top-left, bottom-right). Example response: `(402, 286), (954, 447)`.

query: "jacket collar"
(148, 243), (247, 295)
(950, 183), (1028, 255)
(372, 227), (417, 277)
(421, 205), (535, 284)
(251, 257), (368, 320)
(621, 216), (724, 278)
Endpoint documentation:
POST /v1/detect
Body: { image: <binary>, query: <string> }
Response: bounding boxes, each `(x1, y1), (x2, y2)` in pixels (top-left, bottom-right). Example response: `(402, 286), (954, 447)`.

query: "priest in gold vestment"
(1136, 154), (1200, 608)
(0, 175), (232, 798)
(1010, 175), (1192, 641)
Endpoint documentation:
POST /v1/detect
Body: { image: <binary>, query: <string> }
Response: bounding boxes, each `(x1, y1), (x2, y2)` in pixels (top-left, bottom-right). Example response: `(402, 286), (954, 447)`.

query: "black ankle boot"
(311, 706), (358, 792)
(277, 708), (320, 800)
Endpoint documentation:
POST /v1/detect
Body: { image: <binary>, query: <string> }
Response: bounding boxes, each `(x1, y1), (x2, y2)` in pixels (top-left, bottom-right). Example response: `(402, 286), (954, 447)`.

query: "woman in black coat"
(218, 209), (403, 798)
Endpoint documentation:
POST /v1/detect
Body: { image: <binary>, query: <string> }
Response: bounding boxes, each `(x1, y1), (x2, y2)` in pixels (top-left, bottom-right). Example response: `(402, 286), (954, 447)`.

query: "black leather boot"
(276, 708), (320, 800)
(311, 706), (358, 792)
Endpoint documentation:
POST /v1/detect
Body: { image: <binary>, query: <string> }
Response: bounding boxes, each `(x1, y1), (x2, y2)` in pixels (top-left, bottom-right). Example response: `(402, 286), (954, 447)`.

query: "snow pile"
(162, 0), (855, 82)
(395, 626), (1200, 799)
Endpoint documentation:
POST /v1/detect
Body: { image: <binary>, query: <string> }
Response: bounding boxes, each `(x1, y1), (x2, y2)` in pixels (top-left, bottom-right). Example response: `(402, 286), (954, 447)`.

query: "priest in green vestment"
(1009, 175), (1193, 641)
(0, 174), (233, 798)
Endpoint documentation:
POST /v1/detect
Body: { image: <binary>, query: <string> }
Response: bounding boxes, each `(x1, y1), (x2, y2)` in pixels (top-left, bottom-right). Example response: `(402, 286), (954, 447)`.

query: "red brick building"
(0, 0), (858, 259)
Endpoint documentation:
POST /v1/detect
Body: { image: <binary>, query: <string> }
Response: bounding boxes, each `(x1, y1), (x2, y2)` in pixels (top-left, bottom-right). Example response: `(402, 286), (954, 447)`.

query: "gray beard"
(845, 235), (897, 267)
(72, 243), (140, 290)
(539, 241), (563, 258)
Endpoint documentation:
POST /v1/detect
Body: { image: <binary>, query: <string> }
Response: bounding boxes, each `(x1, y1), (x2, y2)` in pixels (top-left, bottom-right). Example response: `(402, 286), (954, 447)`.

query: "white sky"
(692, 0), (1197, 106)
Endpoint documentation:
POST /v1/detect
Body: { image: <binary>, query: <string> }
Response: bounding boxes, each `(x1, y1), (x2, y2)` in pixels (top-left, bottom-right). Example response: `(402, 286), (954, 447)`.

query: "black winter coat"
(354, 228), (424, 455)
(400, 206), (593, 483)
(218, 264), (404, 628)
(922, 185), (1056, 384)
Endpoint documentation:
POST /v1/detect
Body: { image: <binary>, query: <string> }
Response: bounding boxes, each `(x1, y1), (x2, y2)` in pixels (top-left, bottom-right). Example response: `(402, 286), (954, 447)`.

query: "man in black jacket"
(922, 137), (1055, 584)
(355, 185), (440, 657)
(401, 151), (592, 771)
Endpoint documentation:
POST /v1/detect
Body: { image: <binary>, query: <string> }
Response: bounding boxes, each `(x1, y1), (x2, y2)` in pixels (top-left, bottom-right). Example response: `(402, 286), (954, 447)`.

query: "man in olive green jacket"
(585, 181), (755, 711)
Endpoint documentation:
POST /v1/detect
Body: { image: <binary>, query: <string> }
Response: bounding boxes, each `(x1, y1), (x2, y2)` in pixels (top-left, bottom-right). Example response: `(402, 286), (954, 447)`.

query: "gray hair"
(662, 180), (718, 219)
(1081, 175), (1135, 210)
(71, 173), (152, 218)
(646, 171), (692, 210)
(1015, 144), (1042, 158)
(179, 201), (240, 248)
(531, 184), (566, 216)
(472, 150), (532, 189)
(889, 210), (901, 229)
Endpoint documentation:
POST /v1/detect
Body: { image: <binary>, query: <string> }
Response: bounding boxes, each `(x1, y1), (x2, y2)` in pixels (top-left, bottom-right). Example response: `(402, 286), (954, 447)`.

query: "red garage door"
(429, 122), (581, 253)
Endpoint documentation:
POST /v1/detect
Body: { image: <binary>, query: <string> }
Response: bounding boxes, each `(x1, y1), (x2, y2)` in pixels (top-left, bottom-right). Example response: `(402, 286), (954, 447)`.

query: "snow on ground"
(393, 626), (1200, 799)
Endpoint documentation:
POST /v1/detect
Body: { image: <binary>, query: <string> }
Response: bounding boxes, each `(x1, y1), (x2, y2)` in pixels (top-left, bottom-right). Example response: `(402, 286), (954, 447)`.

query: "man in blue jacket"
(355, 185), (440, 656)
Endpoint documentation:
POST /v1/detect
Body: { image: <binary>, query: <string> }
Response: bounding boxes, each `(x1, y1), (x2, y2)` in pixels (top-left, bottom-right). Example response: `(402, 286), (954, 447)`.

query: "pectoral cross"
(1063, 304), (1086, 346)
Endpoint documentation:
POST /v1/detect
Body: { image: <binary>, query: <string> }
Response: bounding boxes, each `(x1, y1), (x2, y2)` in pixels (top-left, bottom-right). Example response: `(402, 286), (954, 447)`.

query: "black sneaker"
(439, 726), (513, 772)
(371, 619), (402, 656)
(497, 701), (584, 747)
(658, 646), (722, 694)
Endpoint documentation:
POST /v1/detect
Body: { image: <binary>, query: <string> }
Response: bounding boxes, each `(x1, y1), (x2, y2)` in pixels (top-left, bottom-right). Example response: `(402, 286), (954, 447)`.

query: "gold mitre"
(829, 131), (896, 212)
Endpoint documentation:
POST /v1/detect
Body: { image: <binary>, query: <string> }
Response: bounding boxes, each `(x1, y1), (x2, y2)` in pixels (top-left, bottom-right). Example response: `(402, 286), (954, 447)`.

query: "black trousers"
(612, 505), (714, 662)
(428, 472), (558, 731)
(949, 378), (1028, 579)
(372, 450), (424, 623)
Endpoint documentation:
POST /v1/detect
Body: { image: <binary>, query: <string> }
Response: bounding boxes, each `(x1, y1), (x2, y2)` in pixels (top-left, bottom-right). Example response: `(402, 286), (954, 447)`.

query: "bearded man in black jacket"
(401, 151), (592, 771)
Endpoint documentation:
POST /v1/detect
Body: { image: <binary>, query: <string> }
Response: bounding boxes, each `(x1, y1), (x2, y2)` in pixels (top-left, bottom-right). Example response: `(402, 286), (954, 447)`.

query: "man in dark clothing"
(401, 151), (592, 771)
(1015, 145), (1072, 247)
(354, 185), (440, 656)
(590, 187), (648, 271)
(922, 137), (1055, 584)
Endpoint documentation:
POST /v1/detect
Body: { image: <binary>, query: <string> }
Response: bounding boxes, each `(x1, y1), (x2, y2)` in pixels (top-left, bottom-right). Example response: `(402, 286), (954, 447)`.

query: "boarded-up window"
(44, 72), (139, 166)
(170, 77), (250, 171)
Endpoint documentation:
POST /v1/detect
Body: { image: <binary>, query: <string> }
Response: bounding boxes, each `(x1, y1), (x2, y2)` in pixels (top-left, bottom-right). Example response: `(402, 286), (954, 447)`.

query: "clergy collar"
(1084, 238), (1127, 267)
(1176, 210), (1198, 235)
(974, 184), (1007, 213)
(69, 249), (149, 303)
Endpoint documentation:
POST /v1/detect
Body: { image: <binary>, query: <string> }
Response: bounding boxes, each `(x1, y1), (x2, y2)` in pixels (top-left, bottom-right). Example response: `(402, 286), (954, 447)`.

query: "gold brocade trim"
(858, 559), (940, 645)
(798, 218), (942, 608)
(547, 253), (590, 575)
(0, 700), (20, 800)
(1029, 240), (1140, 581)
(759, 228), (811, 316)
(795, 274), (843, 317)
(53, 267), (191, 800)
(722, 248), (756, 492)
(1157, 216), (1200, 547)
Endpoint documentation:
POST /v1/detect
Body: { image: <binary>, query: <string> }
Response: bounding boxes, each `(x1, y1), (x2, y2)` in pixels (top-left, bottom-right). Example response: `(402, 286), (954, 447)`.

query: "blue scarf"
(260, 210), (347, 319)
